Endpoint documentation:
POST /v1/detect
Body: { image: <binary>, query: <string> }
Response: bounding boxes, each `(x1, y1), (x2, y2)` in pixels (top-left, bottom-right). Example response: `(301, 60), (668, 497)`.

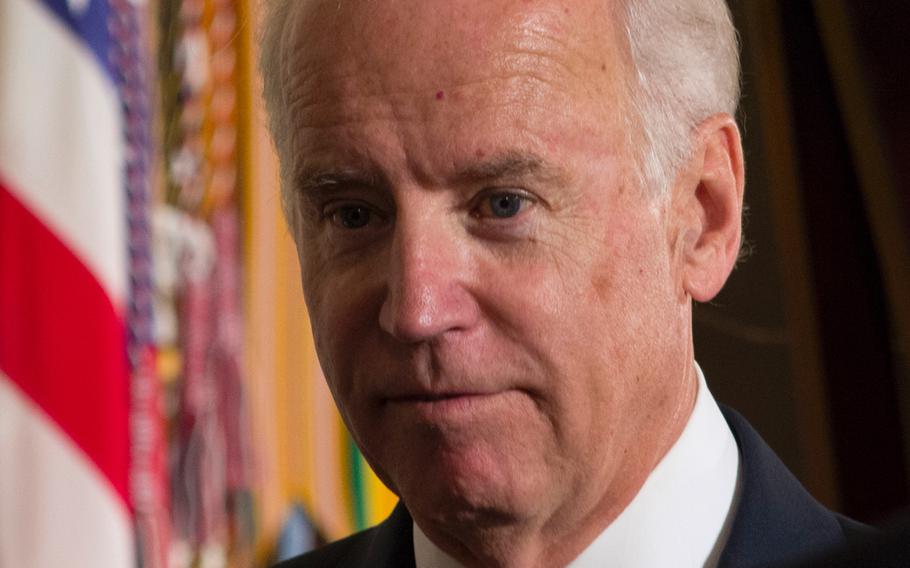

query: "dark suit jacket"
(275, 407), (869, 568)
(792, 511), (908, 567)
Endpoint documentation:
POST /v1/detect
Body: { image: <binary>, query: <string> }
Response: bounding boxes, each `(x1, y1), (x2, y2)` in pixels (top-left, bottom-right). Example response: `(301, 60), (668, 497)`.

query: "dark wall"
(695, 1), (910, 524)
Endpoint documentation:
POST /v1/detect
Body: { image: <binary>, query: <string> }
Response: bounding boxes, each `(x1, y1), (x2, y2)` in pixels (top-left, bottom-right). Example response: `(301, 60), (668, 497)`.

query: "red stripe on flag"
(0, 180), (131, 509)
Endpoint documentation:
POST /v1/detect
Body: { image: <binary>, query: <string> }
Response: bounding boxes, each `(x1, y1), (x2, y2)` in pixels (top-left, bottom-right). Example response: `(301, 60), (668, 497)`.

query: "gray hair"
(258, 0), (740, 204)
(259, 0), (295, 218)
(623, 0), (740, 193)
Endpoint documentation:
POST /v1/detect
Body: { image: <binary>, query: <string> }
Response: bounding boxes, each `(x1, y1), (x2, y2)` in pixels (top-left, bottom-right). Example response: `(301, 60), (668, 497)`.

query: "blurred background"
(0, 0), (907, 567)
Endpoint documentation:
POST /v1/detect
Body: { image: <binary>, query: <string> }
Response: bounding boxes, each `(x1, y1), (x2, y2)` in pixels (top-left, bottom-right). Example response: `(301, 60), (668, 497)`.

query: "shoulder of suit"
(718, 405), (874, 566)
(271, 504), (415, 568)
(272, 526), (382, 568)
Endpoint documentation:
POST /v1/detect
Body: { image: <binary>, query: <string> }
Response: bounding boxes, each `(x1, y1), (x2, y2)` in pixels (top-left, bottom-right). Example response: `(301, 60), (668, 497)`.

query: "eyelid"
(322, 200), (390, 231)
(470, 188), (537, 217)
(322, 198), (384, 217)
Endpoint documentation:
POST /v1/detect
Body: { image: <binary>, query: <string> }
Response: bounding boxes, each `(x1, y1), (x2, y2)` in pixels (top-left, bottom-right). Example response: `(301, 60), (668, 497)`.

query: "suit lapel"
(718, 407), (845, 567)
(340, 503), (416, 568)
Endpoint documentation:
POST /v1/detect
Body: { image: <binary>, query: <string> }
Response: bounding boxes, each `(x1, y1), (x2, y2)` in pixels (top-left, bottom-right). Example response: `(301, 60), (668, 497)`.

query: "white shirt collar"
(413, 363), (741, 568)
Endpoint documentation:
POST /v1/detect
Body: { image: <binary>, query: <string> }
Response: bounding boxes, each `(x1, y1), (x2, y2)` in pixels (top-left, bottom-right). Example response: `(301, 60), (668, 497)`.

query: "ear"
(675, 114), (745, 302)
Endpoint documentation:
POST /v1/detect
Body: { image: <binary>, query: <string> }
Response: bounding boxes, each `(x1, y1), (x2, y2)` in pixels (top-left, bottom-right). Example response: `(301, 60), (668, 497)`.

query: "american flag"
(0, 0), (162, 565)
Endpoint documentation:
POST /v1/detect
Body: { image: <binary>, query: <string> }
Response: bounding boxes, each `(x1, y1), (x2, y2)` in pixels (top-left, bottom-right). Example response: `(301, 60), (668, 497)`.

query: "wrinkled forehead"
(279, 0), (631, 108)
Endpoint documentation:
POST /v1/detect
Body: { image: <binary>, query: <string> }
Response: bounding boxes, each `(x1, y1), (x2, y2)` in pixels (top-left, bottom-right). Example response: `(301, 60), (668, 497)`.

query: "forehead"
(278, 0), (634, 179)
(291, 2), (615, 66)
(282, 0), (629, 107)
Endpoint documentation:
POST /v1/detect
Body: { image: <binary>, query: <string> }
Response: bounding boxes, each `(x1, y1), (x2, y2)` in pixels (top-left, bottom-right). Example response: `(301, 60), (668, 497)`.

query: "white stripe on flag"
(0, 0), (127, 308)
(0, 375), (135, 568)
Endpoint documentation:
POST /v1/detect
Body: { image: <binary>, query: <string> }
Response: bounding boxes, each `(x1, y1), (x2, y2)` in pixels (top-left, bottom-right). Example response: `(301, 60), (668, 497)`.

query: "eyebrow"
(292, 151), (568, 196)
(452, 151), (569, 186)
(294, 167), (382, 195)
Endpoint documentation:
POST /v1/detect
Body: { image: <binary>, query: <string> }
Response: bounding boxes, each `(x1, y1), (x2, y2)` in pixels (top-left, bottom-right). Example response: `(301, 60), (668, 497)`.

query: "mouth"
(383, 391), (512, 420)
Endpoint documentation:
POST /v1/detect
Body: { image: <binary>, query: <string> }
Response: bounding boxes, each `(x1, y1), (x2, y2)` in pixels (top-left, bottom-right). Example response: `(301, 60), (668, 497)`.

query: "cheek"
(552, 212), (672, 405)
(302, 260), (382, 392)
(591, 206), (670, 308)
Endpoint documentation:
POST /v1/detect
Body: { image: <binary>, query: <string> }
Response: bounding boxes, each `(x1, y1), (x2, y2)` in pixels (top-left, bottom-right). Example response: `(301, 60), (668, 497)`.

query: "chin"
(377, 431), (542, 526)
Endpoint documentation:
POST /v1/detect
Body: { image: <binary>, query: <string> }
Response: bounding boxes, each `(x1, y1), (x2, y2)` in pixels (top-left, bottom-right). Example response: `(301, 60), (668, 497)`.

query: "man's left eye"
(476, 192), (530, 219)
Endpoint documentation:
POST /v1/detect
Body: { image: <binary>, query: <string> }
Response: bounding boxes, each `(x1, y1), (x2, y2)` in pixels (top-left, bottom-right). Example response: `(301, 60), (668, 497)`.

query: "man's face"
(282, 0), (693, 537)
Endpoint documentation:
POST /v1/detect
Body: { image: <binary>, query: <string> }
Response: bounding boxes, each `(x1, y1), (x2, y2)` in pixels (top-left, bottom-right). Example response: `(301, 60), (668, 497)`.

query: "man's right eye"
(330, 205), (373, 229)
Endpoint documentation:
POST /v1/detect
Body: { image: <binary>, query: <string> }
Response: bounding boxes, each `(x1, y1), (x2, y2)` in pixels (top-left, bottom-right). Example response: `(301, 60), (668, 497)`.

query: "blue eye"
(486, 193), (524, 218)
(334, 205), (372, 229)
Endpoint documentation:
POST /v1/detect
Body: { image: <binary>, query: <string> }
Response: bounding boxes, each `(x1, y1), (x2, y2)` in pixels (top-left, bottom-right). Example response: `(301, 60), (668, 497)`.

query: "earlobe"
(679, 114), (745, 303)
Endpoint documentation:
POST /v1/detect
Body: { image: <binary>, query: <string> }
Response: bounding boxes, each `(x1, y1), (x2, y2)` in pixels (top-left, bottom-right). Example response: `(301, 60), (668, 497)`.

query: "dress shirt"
(413, 363), (741, 568)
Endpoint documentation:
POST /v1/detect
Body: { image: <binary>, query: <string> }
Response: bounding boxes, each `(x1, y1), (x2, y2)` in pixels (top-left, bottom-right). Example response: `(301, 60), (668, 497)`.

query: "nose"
(378, 210), (479, 343)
